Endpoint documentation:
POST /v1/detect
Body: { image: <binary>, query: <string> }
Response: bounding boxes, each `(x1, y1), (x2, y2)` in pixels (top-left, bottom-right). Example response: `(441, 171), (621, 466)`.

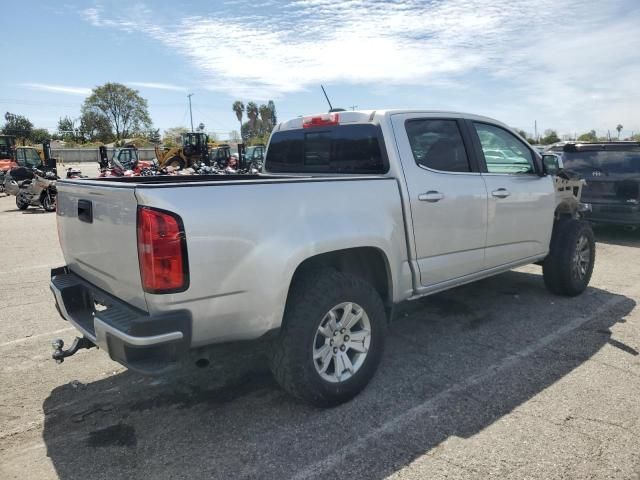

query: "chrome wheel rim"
(572, 234), (591, 280)
(312, 302), (371, 383)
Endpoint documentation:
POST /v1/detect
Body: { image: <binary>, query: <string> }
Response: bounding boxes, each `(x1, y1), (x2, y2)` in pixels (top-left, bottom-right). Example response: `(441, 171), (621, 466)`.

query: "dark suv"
(548, 142), (640, 226)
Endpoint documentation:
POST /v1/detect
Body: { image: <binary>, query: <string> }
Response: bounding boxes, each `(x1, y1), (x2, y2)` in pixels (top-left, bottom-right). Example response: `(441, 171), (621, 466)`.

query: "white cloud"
(20, 83), (92, 96)
(126, 82), (187, 92)
(81, 1), (640, 132)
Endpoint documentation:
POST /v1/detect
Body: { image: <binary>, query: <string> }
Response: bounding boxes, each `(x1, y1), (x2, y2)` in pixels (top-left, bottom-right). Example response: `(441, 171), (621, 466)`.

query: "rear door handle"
(418, 191), (445, 202)
(491, 188), (511, 199)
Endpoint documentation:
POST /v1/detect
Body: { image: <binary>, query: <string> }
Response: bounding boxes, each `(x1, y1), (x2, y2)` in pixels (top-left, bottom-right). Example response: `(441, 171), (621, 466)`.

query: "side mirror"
(542, 154), (563, 175)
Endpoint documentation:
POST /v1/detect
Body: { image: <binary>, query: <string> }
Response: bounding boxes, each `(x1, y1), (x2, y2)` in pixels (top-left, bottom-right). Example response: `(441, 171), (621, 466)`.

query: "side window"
(473, 123), (535, 174)
(405, 119), (471, 173)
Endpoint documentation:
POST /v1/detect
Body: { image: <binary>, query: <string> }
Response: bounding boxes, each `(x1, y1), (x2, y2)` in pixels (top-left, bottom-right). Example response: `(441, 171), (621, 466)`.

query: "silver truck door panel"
(482, 174), (555, 266)
(391, 114), (488, 287)
(469, 121), (555, 267)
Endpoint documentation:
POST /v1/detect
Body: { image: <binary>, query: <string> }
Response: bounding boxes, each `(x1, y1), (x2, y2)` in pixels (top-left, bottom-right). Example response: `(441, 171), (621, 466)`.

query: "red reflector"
(302, 113), (340, 128)
(137, 207), (188, 293)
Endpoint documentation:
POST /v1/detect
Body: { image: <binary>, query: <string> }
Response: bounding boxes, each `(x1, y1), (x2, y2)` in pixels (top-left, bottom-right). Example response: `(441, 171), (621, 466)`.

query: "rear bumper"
(50, 266), (191, 374)
(582, 202), (640, 226)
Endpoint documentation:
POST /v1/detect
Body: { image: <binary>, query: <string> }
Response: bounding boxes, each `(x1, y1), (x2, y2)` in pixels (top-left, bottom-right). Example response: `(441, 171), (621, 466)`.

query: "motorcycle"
(66, 167), (85, 179)
(15, 168), (57, 212)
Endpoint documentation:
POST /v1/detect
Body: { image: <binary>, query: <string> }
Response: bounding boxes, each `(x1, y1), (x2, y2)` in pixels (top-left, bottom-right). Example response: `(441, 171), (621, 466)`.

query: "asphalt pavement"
(0, 192), (639, 479)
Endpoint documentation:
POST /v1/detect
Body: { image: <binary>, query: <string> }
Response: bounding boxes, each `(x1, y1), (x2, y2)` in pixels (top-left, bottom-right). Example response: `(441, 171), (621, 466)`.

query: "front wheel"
(166, 157), (185, 169)
(42, 191), (56, 212)
(269, 269), (387, 406)
(543, 219), (595, 296)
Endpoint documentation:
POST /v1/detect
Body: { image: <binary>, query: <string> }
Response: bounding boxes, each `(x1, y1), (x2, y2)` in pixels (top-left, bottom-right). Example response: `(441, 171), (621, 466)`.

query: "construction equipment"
(154, 132), (232, 169)
(155, 132), (211, 169)
(0, 136), (17, 191)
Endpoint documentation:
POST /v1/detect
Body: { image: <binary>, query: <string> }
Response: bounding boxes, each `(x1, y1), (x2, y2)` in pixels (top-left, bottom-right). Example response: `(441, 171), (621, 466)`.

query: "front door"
(469, 121), (555, 267)
(392, 114), (488, 287)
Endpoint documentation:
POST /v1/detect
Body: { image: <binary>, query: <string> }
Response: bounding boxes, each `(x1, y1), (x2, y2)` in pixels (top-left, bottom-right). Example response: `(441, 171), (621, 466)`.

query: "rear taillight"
(302, 113), (340, 128)
(137, 207), (189, 293)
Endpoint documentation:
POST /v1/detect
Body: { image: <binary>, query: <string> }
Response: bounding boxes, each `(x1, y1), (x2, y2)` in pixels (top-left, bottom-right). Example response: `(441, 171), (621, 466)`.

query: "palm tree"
(616, 124), (623, 139)
(259, 104), (271, 128)
(246, 102), (258, 129)
(232, 101), (244, 136)
(267, 100), (277, 126)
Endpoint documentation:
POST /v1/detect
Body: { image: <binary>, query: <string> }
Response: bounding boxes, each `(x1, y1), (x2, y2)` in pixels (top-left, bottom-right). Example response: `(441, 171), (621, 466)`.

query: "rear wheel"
(166, 157), (185, 169)
(543, 219), (595, 296)
(16, 193), (29, 210)
(269, 269), (387, 406)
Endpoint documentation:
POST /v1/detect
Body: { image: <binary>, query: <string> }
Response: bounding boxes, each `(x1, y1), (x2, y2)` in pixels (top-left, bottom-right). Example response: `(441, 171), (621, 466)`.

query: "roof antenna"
(321, 85), (345, 113)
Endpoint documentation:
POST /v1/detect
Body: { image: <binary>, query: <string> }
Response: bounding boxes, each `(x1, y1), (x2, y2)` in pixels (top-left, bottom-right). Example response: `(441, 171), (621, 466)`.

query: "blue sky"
(2, 0), (639, 139)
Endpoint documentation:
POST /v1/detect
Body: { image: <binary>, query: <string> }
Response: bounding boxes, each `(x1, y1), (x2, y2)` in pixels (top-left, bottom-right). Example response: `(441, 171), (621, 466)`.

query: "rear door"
(468, 121), (555, 267)
(391, 114), (488, 287)
(56, 181), (147, 310)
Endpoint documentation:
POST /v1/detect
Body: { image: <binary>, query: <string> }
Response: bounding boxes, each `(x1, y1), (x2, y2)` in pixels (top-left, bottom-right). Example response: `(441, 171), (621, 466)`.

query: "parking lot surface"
(1, 192), (639, 480)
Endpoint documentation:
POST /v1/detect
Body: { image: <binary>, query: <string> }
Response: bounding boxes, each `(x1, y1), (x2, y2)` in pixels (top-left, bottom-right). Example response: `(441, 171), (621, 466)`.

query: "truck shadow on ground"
(42, 270), (636, 480)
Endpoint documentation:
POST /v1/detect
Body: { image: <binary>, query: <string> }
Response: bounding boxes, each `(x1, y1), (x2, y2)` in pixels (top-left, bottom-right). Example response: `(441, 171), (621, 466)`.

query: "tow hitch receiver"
(52, 337), (96, 363)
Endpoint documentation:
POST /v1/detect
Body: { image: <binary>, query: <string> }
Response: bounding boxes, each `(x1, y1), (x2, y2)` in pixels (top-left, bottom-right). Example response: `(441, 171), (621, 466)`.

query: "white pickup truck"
(50, 110), (594, 406)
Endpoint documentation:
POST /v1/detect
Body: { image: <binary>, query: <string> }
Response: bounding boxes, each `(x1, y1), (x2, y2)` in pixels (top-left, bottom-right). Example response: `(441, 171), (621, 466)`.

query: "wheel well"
(290, 247), (392, 316)
(554, 199), (578, 221)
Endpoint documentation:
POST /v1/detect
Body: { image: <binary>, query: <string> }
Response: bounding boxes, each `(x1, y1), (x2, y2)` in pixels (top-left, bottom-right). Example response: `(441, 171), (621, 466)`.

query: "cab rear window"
(266, 124), (387, 174)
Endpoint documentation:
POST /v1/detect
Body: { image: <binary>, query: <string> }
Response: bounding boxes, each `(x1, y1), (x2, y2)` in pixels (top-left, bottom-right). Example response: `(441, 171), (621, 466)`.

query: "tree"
(148, 128), (161, 145)
(267, 100), (277, 126)
(246, 102), (258, 129)
(577, 130), (597, 142)
(82, 83), (152, 140)
(259, 104), (271, 129)
(57, 116), (76, 141)
(616, 124), (623, 139)
(2, 112), (33, 140)
(30, 128), (50, 144)
(229, 130), (240, 142)
(232, 101), (244, 135)
(540, 129), (560, 145)
(79, 110), (113, 143)
(163, 126), (189, 147)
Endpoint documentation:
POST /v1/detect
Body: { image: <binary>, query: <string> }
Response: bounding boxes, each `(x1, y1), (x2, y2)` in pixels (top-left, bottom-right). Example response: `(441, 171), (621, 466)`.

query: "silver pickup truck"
(50, 110), (594, 406)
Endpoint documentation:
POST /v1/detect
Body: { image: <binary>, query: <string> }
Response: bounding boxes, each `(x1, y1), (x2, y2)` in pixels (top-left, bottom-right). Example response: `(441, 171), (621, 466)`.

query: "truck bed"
(55, 174), (408, 345)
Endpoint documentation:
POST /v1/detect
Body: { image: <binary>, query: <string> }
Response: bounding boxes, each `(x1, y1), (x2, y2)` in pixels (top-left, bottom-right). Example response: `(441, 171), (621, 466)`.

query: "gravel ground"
(0, 191), (639, 480)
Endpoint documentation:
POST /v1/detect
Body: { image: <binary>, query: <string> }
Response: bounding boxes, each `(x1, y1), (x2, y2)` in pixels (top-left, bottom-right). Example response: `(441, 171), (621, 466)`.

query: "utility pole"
(350, 105), (358, 111)
(187, 93), (194, 132)
(534, 120), (538, 143)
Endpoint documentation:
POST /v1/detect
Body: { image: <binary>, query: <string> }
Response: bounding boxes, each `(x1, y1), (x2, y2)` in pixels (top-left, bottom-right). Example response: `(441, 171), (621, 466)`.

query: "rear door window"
(405, 119), (471, 172)
(266, 124), (386, 173)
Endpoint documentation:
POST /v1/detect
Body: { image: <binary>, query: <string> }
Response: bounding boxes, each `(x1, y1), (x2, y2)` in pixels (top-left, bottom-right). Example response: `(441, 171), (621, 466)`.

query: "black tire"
(166, 157), (185, 169)
(16, 193), (29, 210)
(42, 192), (56, 212)
(269, 269), (387, 407)
(543, 219), (595, 296)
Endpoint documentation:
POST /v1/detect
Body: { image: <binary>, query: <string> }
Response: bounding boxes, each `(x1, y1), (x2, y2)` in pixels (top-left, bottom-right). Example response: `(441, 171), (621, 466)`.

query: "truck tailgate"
(56, 181), (146, 311)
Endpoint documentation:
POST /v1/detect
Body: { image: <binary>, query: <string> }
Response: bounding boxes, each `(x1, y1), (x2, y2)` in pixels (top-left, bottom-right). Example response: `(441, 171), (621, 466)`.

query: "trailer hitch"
(52, 337), (96, 363)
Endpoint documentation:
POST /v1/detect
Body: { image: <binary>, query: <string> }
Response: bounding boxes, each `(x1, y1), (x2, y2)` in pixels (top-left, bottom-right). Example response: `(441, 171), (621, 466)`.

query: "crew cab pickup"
(50, 110), (595, 406)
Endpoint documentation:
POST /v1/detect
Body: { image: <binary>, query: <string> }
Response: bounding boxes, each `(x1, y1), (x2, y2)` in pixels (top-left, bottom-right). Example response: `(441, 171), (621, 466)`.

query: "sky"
(2, 0), (639, 140)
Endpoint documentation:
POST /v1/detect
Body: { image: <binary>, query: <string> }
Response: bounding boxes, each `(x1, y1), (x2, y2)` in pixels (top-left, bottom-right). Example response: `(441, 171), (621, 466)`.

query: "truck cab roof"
(275, 110), (512, 132)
